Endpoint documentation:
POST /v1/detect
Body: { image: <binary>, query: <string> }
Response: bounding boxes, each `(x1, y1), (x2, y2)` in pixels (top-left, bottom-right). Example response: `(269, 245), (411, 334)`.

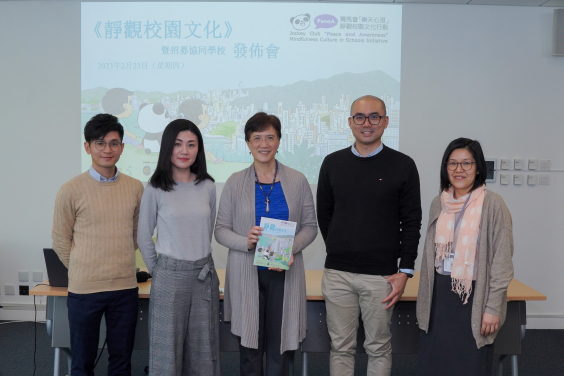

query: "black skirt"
(418, 272), (493, 376)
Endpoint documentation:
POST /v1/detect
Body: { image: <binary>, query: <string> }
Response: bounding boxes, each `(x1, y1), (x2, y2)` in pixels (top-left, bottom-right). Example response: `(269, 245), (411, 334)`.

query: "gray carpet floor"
(0, 320), (562, 375)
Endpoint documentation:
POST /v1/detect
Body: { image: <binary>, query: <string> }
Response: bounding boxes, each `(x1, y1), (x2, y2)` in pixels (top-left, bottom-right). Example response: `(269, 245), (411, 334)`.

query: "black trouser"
(239, 269), (293, 376)
(67, 288), (138, 376)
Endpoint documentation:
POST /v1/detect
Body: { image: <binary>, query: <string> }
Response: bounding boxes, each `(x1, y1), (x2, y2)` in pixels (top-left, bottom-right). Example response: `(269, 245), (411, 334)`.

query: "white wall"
(401, 4), (564, 329)
(1, 2), (562, 328)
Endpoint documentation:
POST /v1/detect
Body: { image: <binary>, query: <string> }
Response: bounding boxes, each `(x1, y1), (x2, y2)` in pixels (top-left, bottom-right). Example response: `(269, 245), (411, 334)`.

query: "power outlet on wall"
(500, 159), (510, 170)
(514, 174), (523, 185)
(19, 285), (29, 295)
(4, 285), (16, 295)
(32, 271), (44, 282)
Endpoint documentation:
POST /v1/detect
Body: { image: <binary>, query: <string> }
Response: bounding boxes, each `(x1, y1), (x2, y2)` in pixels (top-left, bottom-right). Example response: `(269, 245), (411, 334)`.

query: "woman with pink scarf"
(416, 138), (514, 376)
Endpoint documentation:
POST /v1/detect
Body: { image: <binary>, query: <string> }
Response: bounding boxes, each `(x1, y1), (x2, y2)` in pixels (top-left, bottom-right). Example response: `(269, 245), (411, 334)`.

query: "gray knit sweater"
(137, 179), (216, 275)
(214, 162), (318, 353)
(416, 190), (514, 348)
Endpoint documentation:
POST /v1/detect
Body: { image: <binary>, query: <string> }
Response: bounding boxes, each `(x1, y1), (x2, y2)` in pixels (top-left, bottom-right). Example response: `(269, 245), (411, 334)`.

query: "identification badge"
(443, 253), (454, 274)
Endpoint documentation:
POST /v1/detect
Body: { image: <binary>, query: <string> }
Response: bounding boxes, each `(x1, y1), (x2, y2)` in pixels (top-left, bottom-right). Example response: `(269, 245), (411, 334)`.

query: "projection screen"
(81, 2), (402, 182)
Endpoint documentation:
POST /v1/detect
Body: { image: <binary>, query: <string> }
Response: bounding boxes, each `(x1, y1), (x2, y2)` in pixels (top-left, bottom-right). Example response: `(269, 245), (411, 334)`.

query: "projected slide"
(81, 2), (402, 182)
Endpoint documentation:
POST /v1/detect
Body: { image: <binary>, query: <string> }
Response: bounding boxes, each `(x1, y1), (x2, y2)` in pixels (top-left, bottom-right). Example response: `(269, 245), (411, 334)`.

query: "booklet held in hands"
(253, 217), (296, 270)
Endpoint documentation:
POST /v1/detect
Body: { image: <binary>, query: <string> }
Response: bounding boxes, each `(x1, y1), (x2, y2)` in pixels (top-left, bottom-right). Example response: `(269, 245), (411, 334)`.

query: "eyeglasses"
(351, 113), (385, 126)
(92, 140), (122, 152)
(250, 135), (278, 145)
(446, 161), (476, 171)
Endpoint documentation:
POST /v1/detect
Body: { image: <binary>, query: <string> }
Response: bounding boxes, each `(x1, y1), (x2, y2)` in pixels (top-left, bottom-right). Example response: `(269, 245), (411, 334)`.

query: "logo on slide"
(143, 166), (152, 176)
(314, 14), (338, 29)
(290, 13), (311, 30)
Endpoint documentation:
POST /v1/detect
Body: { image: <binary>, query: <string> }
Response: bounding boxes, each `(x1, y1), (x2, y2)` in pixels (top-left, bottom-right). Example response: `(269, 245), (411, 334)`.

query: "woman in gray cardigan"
(215, 112), (317, 375)
(417, 138), (514, 376)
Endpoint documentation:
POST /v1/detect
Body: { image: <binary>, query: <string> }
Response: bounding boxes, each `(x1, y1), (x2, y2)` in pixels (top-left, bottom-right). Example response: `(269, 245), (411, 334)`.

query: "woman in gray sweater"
(137, 119), (219, 376)
(416, 138), (514, 376)
(215, 112), (318, 375)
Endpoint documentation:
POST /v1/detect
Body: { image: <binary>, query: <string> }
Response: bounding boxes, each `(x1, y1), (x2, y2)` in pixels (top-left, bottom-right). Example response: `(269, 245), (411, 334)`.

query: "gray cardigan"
(214, 162), (318, 353)
(416, 190), (514, 348)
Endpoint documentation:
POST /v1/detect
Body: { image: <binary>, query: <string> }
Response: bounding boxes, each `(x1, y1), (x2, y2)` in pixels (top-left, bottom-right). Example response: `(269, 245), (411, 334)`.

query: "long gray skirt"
(148, 253), (220, 376)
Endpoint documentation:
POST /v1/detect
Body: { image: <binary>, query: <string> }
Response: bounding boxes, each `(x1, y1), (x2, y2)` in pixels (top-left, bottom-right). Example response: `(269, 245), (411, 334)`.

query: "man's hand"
(382, 272), (408, 310)
(481, 313), (499, 336)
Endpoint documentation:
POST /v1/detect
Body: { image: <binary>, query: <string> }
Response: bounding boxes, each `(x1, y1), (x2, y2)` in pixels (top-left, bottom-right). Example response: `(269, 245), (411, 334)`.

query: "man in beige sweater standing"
(52, 113), (144, 376)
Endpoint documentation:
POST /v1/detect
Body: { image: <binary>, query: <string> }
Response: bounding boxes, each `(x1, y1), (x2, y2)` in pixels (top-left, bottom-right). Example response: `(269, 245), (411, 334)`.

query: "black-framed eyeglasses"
(92, 140), (122, 152)
(446, 161), (476, 171)
(351, 113), (385, 125)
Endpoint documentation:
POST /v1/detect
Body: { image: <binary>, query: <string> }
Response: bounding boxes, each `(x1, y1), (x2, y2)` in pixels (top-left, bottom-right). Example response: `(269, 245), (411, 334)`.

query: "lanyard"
(454, 193), (472, 232)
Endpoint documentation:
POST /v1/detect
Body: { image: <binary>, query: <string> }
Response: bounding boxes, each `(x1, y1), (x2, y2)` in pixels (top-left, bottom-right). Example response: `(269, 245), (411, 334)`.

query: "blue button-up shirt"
(350, 142), (415, 277)
(351, 142), (383, 158)
(88, 165), (119, 182)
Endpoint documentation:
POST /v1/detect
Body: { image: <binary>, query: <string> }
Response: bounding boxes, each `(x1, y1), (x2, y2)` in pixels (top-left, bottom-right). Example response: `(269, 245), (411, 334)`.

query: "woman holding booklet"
(416, 138), (514, 376)
(215, 112), (317, 375)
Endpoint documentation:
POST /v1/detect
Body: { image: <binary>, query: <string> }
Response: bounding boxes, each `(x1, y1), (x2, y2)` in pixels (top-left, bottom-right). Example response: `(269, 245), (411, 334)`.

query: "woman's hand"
(268, 252), (293, 272)
(481, 312), (499, 336)
(247, 226), (263, 250)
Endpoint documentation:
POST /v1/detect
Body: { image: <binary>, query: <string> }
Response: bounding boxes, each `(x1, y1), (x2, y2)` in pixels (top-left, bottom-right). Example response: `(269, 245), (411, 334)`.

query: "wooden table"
(32, 271), (545, 376)
(31, 270), (545, 301)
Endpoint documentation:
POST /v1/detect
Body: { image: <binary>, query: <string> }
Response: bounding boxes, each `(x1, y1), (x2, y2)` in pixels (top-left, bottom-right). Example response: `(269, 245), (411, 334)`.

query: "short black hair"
(244, 112), (282, 141)
(101, 88), (133, 116)
(149, 119), (214, 191)
(440, 137), (487, 193)
(178, 99), (206, 126)
(83, 113), (124, 143)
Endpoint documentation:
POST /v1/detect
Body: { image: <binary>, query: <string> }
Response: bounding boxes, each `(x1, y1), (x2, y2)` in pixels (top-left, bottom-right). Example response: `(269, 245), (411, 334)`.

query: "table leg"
(301, 352), (308, 376)
(511, 355), (519, 376)
(53, 347), (60, 376)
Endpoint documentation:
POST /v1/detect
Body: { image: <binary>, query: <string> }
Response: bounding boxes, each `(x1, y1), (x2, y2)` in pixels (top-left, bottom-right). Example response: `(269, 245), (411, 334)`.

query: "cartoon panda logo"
(138, 102), (170, 154)
(290, 13), (311, 30)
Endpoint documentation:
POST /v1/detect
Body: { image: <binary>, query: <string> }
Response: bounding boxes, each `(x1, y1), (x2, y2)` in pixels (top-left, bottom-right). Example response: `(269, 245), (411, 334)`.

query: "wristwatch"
(401, 272), (414, 278)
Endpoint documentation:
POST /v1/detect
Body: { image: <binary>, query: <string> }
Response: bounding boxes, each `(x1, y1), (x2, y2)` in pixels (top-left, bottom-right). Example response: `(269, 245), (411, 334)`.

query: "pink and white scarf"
(435, 185), (486, 304)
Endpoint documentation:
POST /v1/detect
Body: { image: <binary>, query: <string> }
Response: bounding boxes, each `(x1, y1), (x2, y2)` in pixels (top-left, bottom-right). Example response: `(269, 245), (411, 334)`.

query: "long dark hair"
(149, 119), (214, 191)
(439, 137), (487, 193)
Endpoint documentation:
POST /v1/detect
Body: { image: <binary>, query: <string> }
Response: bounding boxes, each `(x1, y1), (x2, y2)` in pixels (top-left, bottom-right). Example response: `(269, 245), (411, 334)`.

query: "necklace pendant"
(265, 197), (270, 213)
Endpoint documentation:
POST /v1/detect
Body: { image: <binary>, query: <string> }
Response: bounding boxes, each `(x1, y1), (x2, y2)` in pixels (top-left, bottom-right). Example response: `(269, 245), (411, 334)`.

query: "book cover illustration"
(253, 217), (297, 270)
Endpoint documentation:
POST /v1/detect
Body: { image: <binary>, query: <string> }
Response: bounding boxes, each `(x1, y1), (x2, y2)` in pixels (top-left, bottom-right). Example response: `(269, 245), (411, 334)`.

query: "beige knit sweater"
(52, 171), (144, 294)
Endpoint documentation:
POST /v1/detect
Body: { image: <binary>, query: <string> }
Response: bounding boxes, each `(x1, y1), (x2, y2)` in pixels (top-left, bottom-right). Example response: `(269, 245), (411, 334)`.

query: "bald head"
(350, 95), (386, 116)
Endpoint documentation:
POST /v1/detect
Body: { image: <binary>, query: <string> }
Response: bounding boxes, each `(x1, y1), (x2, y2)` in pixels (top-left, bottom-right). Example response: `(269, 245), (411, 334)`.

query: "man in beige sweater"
(52, 113), (143, 376)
